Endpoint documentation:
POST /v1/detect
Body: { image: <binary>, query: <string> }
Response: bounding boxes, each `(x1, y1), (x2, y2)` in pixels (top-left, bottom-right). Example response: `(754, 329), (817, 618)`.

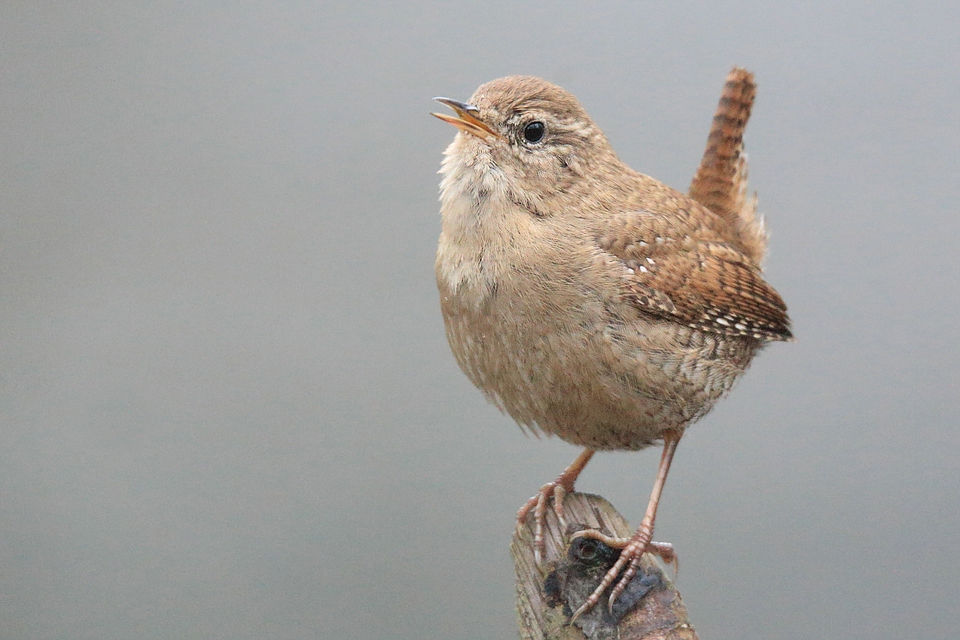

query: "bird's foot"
(516, 480), (571, 565)
(516, 449), (596, 565)
(568, 527), (676, 622)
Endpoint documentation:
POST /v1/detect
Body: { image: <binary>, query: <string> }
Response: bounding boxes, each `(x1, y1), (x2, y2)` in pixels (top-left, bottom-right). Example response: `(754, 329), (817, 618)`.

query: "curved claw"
(516, 449), (596, 565)
(607, 548), (643, 612)
(568, 534), (677, 622)
(516, 480), (568, 564)
(568, 541), (639, 622)
(648, 541), (678, 576)
(569, 547), (629, 621)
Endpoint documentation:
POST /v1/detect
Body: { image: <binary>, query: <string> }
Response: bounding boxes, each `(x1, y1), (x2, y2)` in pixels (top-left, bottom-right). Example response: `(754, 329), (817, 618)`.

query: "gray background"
(2, 2), (958, 639)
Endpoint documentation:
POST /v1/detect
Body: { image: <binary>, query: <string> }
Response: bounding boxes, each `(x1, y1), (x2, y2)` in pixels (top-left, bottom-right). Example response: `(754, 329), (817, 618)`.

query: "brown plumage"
(432, 69), (791, 620)
(689, 68), (767, 264)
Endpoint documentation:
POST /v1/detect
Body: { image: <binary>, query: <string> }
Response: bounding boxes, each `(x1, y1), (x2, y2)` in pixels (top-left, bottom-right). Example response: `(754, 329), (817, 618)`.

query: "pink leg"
(516, 448), (596, 564)
(570, 429), (683, 621)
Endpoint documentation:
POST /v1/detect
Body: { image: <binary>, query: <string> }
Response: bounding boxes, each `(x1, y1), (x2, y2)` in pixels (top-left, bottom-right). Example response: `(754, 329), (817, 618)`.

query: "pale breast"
(437, 229), (762, 451)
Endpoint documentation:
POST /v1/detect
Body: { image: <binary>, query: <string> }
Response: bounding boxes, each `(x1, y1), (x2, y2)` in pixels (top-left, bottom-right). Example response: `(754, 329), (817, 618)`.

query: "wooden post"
(512, 492), (698, 640)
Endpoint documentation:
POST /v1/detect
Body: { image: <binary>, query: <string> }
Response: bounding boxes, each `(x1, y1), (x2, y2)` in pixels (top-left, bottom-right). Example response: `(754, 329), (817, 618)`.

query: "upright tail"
(689, 67), (768, 265)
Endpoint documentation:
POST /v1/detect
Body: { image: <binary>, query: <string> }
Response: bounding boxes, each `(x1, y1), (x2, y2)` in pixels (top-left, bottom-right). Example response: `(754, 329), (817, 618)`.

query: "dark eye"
(522, 121), (545, 143)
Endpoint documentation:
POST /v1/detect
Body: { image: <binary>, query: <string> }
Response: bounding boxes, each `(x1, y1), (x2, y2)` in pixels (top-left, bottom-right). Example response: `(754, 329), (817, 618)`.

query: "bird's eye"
(522, 121), (545, 143)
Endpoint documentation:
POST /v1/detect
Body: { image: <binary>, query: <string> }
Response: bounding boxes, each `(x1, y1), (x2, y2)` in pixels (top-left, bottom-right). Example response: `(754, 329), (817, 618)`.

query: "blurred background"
(2, 2), (958, 639)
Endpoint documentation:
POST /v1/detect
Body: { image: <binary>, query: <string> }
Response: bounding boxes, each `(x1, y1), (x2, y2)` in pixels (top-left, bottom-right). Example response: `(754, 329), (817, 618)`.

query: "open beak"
(431, 97), (502, 140)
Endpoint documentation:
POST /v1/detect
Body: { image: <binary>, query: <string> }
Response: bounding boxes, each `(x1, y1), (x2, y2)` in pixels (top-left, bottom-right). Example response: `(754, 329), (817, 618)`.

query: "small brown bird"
(432, 69), (791, 619)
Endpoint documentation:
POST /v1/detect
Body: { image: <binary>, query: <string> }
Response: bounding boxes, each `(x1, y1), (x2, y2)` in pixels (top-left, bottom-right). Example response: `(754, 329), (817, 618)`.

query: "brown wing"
(616, 238), (792, 342)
